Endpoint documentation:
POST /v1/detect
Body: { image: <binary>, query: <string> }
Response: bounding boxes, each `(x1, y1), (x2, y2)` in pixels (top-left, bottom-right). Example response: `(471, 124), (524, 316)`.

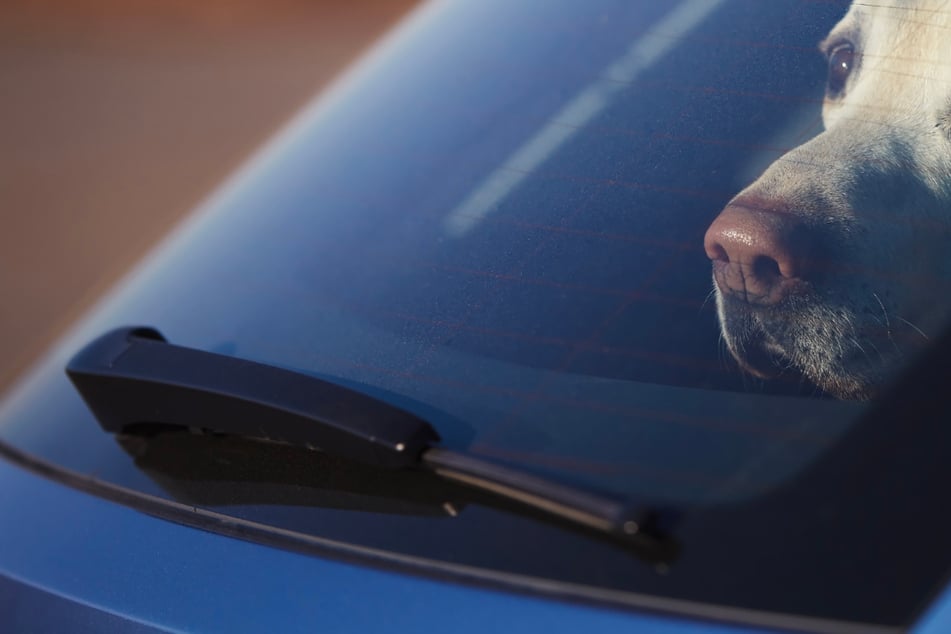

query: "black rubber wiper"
(66, 327), (677, 556)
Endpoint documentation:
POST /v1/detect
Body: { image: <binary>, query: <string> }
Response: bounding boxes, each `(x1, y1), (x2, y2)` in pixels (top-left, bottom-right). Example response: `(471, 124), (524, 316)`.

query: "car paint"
(0, 457), (774, 634)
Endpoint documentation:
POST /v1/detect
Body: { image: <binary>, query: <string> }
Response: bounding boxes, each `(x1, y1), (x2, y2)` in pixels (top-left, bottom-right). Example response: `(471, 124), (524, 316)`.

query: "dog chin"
(719, 298), (894, 400)
(723, 333), (787, 380)
(802, 340), (902, 401)
(812, 375), (877, 401)
(725, 327), (877, 400)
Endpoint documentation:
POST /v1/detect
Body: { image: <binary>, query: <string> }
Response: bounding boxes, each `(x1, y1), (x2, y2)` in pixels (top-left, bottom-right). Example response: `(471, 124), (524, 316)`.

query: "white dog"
(704, 0), (951, 399)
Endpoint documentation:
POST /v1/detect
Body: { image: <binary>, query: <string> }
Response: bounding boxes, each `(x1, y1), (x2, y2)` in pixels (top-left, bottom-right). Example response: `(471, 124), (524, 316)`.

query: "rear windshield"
(128, 0), (871, 506)
(4, 0), (951, 629)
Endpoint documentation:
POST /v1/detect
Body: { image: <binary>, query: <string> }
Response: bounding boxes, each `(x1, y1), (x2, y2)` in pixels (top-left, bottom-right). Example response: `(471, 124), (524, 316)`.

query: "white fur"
(713, 0), (951, 398)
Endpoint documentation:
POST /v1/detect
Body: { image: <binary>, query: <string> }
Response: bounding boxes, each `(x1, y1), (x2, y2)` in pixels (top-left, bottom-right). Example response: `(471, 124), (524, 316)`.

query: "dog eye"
(827, 43), (855, 97)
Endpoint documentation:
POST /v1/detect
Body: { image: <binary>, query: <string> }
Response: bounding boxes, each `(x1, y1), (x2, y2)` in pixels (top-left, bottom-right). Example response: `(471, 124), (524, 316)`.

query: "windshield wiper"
(66, 327), (677, 557)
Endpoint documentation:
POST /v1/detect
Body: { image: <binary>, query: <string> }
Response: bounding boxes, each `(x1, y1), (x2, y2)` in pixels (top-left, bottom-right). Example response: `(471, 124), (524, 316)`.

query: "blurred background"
(0, 0), (418, 389)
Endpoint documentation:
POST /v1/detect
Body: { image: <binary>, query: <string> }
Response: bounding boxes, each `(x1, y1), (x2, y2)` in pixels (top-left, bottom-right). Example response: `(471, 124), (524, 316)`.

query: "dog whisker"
(699, 287), (718, 315)
(896, 316), (930, 340)
(865, 338), (886, 365)
(872, 292), (903, 356)
(871, 293), (891, 332)
(847, 336), (874, 367)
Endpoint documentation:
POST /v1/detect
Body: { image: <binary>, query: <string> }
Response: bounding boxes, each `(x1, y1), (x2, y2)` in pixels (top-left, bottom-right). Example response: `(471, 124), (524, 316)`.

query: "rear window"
(4, 0), (951, 630)
(143, 0), (865, 505)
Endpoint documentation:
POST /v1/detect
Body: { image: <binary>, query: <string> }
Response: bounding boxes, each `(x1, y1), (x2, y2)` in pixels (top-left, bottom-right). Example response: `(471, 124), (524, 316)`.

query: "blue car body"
(3, 1), (951, 632)
(0, 460), (782, 634)
(3, 455), (951, 633)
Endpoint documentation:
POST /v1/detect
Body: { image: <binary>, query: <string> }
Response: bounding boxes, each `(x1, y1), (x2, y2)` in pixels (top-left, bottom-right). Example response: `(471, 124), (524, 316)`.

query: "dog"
(704, 0), (951, 399)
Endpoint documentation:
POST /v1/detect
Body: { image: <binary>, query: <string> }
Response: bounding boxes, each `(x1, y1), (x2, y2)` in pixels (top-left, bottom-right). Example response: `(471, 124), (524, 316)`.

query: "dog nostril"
(752, 255), (782, 281)
(706, 241), (729, 264)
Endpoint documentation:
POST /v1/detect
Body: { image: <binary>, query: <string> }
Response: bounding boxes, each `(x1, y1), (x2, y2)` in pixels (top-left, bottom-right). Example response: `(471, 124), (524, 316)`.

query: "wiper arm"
(66, 327), (677, 554)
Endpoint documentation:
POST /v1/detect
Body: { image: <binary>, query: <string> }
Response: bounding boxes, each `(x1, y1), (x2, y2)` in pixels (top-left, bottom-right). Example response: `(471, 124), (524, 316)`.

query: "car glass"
(112, 0), (866, 505)
(0, 0), (914, 507)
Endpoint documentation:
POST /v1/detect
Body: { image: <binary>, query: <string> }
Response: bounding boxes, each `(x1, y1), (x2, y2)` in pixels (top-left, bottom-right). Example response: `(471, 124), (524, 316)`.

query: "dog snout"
(704, 200), (814, 304)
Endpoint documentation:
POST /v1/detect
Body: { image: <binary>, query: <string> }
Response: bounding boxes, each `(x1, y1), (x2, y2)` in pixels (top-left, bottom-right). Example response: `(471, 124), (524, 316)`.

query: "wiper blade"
(66, 327), (677, 556)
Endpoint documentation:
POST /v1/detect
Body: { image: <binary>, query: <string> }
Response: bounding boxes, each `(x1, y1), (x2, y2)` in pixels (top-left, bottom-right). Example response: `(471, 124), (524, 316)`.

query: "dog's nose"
(703, 200), (812, 304)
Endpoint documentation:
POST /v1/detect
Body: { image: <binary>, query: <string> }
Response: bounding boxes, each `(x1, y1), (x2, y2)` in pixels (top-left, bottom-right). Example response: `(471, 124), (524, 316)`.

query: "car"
(3, 0), (951, 632)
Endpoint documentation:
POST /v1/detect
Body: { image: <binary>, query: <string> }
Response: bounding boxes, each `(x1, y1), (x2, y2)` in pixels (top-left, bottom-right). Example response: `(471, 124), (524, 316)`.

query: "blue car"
(4, 1), (951, 632)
